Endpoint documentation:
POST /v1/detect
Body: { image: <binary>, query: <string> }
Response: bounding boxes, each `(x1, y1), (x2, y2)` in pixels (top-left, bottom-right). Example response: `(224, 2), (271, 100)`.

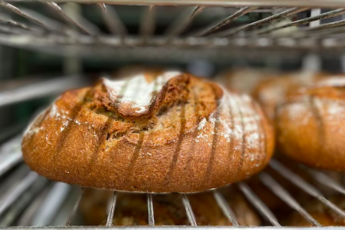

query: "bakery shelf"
(1, 134), (345, 228)
(3, 0), (345, 7)
(0, 2), (344, 58)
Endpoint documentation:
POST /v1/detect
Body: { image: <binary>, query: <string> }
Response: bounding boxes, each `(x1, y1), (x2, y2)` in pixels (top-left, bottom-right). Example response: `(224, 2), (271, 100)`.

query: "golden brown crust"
(276, 77), (345, 171)
(252, 72), (327, 119)
(80, 188), (261, 226)
(22, 71), (274, 193)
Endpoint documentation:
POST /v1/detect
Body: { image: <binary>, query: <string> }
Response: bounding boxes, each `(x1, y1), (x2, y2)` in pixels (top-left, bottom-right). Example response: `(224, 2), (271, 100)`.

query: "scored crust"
(22, 71), (274, 193)
(276, 77), (345, 171)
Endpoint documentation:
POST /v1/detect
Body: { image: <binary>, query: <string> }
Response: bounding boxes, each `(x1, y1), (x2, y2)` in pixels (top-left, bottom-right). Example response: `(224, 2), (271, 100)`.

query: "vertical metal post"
(302, 9), (321, 72)
(62, 3), (82, 75)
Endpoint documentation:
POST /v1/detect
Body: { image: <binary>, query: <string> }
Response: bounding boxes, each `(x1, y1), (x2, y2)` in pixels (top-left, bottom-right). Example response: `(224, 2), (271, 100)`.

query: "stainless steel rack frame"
(0, 1), (344, 59)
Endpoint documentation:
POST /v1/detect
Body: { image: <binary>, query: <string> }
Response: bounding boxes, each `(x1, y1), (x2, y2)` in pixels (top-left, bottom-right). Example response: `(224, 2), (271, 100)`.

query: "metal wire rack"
(0, 1), (344, 58)
(1, 77), (345, 229)
(1, 0), (345, 229)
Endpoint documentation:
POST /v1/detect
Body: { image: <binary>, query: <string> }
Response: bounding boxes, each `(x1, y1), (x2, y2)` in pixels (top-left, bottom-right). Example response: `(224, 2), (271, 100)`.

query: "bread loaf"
(276, 77), (345, 171)
(252, 72), (326, 119)
(22, 71), (274, 193)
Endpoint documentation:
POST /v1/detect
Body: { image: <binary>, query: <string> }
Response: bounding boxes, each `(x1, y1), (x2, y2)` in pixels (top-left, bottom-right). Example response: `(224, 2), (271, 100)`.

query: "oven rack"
(1, 136), (345, 228)
(0, 2), (344, 58)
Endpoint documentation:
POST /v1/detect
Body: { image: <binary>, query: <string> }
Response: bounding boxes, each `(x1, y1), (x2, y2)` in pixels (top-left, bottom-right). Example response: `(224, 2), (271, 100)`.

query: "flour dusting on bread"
(102, 71), (181, 115)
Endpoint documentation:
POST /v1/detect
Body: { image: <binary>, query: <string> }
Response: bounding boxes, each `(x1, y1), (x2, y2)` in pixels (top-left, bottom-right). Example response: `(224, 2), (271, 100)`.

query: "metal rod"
(0, 135), (23, 176)
(250, 8), (345, 36)
(191, 6), (257, 37)
(0, 172), (38, 216)
(181, 194), (197, 226)
(165, 6), (204, 39)
(98, 3), (126, 38)
(270, 159), (345, 220)
(0, 177), (48, 227)
(140, 5), (155, 43)
(301, 166), (345, 195)
(31, 182), (71, 226)
(0, 151), (22, 176)
(215, 7), (309, 37)
(306, 18), (345, 31)
(17, 181), (52, 226)
(5, 0), (344, 8)
(0, 17), (42, 34)
(0, 124), (24, 143)
(238, 182), (281, 226)
(46, 2), (96, 35)
(0, 2), (66, 34)
(0, 75), (84, 108)
(147, 194), (155, 226)
(212, 190), (239, 226)
(259, 173), (321, 226)
(0, 23), (30, 34)
(106, 191), (117, 227)
(65, 187), (84, 226)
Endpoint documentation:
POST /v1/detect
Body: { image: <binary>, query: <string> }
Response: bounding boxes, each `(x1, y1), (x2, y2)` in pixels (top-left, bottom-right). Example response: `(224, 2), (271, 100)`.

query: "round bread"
(276, 77), (345, 171)
(252, 72), (326, 119)
(80, 188), (261, 226)
(22, 71), (274, 193)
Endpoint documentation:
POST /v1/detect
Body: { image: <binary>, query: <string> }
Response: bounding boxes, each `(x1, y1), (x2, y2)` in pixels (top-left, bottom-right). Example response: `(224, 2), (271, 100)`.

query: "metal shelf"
(0, 2), (343, 58)
(3, 0), (345, 7)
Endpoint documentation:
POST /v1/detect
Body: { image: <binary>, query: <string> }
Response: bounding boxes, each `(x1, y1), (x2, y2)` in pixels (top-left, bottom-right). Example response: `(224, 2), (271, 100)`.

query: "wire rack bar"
(0, 17), (42, 34)
(191, 6), (257, 37)
(1, 34), (342, 49)
(98, 4), (126, 37)
(31, 183), (70, 226)
(140, 5), (155, 43)
(238, 182), (280, 226)
(0, 75), (85, 108)
(215, 7), (309, 37)
(0, 2), (66, 34)
(212, 190), (239, 226)
(0, 24), (24, 34)
(270, 160), (345, 220)
(106, 192), (117, 227)
(147, 194), (155, 226)
(46, 2), (94, 35)
(0, 151), (22, 176)
(0, 136), (22, 176)
(0, 124), (24, 143)
(249, 8), (345, 36)
(17, 181), (52, 226)
(2, 0), (344, 8)
(259, 173), (321, 227)
(306, 18), (345, 31)
(181, 194), (197, 226)
(304, 169), (345, 195)
(0, 172), (38, 216)
(65, 188), (84, 226)
(165, 6), (204, 40)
